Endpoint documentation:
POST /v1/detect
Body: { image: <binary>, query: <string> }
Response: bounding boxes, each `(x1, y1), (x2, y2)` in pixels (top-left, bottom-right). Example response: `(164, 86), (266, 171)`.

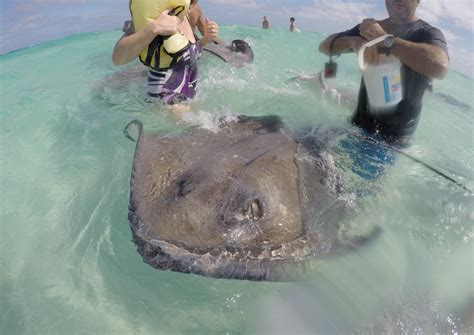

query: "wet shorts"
(147, 43), (201, 105)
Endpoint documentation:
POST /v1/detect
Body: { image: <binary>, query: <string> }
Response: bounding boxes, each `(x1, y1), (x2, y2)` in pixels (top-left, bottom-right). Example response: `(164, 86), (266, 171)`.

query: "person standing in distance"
(262, 16), (270, 29)
(289, 17), (299, 32)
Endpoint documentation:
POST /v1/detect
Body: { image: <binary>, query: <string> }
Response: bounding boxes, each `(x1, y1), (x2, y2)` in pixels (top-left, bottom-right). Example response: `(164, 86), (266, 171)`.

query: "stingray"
(124, 116), (379, 281)
(203, 39), (254, 67)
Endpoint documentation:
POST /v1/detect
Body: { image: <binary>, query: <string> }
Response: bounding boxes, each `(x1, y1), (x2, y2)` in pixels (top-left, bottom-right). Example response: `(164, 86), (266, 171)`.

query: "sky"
(0, 0), (473, 76)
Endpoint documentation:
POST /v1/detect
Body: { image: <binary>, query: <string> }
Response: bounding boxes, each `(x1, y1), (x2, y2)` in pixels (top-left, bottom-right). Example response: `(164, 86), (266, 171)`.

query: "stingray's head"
(153, 130), (303, 251)
(229, 39), (254, 61)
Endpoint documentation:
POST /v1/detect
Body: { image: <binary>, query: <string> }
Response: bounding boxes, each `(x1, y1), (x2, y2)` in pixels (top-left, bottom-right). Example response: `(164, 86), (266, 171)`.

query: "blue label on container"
(383, 76), (390, 102)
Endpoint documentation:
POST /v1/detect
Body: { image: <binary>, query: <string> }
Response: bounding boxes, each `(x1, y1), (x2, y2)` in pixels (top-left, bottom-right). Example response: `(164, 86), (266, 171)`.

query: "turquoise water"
(1, 26), (473, 334)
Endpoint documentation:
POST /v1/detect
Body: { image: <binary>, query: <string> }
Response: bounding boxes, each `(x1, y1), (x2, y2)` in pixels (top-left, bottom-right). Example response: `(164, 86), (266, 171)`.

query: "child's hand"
(146, 8), (181, 36)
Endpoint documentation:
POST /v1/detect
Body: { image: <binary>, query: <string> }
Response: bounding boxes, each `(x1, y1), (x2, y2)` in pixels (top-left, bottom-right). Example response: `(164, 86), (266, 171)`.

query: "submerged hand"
(359, 18), (387, 41)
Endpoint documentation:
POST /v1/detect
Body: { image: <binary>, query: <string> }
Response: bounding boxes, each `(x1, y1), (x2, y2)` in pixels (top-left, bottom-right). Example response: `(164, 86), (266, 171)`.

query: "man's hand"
(144, 8), (181, 36)
(362, 46), (380, 65)
(358, 19), (388, 65)
(359, 18), (387, 40)
(349, 34), (379, 65)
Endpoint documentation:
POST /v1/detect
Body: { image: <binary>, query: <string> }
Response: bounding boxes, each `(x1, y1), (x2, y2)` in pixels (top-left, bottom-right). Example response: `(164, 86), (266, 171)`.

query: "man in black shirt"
(319, 0), (449, 145)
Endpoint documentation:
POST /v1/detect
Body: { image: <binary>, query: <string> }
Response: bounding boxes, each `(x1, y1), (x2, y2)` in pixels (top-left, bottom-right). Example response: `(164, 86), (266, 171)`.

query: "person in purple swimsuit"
(112, 8), (219, 107)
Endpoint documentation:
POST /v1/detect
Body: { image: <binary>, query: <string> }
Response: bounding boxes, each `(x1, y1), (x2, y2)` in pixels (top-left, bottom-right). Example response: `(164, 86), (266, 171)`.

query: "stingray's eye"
(248, 199), (263, 221)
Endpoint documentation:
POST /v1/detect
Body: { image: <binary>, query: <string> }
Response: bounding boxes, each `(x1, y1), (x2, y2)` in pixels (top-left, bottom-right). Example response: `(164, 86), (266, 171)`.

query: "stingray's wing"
(129, 132), (187, 218)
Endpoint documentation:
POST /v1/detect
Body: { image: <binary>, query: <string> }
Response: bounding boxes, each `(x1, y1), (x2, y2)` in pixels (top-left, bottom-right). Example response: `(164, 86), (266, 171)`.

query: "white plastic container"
(358, 35), (402, 112)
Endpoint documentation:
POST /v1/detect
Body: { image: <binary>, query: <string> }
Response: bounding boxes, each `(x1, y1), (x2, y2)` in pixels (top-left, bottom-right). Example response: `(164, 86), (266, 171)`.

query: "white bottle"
(358, 35), (402, 113)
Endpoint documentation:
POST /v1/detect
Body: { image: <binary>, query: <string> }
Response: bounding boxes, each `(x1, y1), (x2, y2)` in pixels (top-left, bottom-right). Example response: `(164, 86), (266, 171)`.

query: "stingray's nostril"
(178, 180), (187, 197)
(178, 177), (194, 197)
(249, 199), (263, 220)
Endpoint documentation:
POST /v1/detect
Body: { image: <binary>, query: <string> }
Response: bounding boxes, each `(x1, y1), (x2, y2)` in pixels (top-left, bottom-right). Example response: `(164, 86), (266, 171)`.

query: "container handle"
(358, 34), (393, 71)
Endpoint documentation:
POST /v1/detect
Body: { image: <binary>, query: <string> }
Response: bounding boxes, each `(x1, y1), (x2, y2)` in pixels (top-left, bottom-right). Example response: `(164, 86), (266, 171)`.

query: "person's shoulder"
(416, 19), (432, 27)
(414, 19), (443, 32)
(409, 19), (448, 52)
(197, 4), (203, 15)
(411, 19), (446, 40)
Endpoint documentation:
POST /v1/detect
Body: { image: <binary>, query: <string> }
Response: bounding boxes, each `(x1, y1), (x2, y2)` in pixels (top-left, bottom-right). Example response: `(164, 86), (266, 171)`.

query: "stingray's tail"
(124, 120), (143, 143)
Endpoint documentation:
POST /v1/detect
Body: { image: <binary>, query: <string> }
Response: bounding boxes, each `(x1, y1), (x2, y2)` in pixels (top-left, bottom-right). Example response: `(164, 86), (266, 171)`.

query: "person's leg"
(339, 133), (396, 181)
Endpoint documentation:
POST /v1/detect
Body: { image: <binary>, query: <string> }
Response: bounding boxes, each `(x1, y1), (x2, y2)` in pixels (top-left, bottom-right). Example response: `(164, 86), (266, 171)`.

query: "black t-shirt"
(339, 20), (448, 142)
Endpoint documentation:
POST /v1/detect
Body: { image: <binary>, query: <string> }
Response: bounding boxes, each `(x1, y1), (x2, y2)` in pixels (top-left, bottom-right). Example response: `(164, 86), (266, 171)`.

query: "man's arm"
(391, 38), (448, 79)
(359, 19), (449, 79)
(112, 9), (180, 65)
(319, 33), (366, 55)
